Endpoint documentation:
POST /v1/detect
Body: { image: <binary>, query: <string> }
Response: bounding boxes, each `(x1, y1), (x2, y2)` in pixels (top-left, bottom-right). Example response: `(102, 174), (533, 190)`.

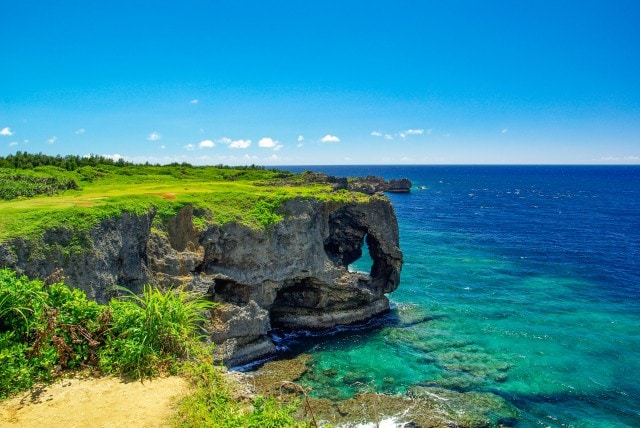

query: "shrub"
(0, 269), (214, 397)
(98, 285), (215, 379)
(0, 172), (78, 200)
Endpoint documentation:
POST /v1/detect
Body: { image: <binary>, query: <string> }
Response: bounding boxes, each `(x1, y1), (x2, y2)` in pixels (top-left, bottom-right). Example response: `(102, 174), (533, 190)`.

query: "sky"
(1, 0), (639, 165)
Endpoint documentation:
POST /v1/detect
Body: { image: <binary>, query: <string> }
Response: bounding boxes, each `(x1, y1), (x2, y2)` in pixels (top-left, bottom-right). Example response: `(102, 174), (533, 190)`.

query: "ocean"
(276, 165), (640, 427)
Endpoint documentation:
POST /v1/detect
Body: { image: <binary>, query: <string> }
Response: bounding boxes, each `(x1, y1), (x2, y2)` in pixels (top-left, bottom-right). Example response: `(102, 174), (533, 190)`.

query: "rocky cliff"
(0, 195), (402, 366)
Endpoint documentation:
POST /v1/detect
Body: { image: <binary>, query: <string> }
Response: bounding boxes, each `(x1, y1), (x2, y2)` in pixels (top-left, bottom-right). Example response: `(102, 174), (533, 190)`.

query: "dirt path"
(0, 376), (189, 428)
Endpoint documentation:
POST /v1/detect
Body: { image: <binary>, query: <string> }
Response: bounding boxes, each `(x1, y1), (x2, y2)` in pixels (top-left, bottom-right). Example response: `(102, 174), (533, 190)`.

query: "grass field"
(0, 162), (367, 240)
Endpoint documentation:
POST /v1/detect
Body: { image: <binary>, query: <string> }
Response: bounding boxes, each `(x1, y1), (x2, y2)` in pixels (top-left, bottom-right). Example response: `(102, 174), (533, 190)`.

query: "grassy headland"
(0, 152), (367, 241)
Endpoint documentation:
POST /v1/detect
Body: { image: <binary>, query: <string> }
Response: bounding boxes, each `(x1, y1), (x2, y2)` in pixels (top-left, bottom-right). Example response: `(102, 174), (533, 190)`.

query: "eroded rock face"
(0, 196), (403, 366)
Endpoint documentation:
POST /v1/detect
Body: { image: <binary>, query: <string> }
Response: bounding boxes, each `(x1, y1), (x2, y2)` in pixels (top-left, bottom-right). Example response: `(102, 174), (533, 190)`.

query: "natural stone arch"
(323, 206), (399, 293)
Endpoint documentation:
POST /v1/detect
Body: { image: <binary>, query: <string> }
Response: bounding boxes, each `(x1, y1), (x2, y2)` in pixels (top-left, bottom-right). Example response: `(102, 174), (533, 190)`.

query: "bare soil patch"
(0, 376), (188, 428)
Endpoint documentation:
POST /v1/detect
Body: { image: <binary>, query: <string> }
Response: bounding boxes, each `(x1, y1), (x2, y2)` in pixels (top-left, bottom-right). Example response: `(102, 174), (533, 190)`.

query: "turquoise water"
(277, 166), (640, 427)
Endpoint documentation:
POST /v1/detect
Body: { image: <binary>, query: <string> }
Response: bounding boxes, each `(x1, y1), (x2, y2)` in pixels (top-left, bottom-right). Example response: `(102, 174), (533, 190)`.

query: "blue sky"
(1, 1), (639, 165)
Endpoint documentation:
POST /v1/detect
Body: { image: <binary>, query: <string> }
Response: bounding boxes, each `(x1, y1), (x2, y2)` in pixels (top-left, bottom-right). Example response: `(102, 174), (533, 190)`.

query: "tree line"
(0, 152), (134, 170)
(0, 151), (273, 171)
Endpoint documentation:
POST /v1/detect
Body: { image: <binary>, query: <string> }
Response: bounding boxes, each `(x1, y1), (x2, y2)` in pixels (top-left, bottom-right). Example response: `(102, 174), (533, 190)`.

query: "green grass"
(175, 360), (302, 428)
(0, 268), (307, 426)
(0, 163), (369, 241)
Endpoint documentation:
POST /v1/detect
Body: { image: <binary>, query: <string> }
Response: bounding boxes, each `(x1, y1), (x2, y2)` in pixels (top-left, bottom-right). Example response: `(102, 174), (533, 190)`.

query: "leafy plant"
(98, 285), (215, 379)
(0, 269), (215, 397)
(0, 269), (47, 335)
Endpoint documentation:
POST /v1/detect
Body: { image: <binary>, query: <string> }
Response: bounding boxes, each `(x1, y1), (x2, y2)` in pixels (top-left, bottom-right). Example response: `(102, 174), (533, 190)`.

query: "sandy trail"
(0, 376), (188, 428)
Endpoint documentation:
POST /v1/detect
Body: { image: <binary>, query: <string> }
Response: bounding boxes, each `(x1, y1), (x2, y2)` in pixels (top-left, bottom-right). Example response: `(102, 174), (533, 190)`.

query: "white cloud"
(296, 143), (304, 148)
(217, 136), (251, 149)
(297, 135), (304, 143)
(184, 144), (195, 151)
(258, 137), (278, 148)
(1, 127), (14, 136)
(75, 128), (85, 135)
(103, 153), (123, 161)
(229, 139), (251, 149)
(274, 144), (284, 151)
(190, 99), (199, 104)
(373, 130), (424, 139)
(9, 141), (18, 147)
(199, 139), (215, 149)
(47, 136), (57, 144)
(147, 131), (161, 141)
(321, 134), (340, 143)
(160, 145), (166, 150)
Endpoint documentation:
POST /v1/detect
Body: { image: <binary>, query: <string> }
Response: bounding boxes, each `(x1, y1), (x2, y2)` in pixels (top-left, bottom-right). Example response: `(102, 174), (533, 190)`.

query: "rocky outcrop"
(298, 172), (412, 194)
(346, 176), (412, 194)
(0, 195), (402, 366)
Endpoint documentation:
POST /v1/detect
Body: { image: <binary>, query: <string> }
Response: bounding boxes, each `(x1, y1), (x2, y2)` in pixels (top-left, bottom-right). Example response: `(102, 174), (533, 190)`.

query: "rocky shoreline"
(238, 353), (520, 427)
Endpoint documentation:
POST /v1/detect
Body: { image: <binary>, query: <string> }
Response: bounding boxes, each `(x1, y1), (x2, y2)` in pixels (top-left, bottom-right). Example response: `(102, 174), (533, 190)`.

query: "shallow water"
(278, 165), (640, 427)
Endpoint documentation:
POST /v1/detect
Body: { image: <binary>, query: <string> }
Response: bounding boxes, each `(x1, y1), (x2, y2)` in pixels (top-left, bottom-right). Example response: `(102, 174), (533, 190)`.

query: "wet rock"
(244, 354), (519, 428)
(407, 386), (520, 427)
(248, 354), (313, 396)
(323, 369), (338, 377)
(342, 371), (371, 386)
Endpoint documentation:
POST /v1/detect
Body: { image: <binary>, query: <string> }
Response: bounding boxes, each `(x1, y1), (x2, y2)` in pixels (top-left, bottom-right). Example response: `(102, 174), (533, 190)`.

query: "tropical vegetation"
(0, 269), (303, 426)
(0, 268), (213, 398)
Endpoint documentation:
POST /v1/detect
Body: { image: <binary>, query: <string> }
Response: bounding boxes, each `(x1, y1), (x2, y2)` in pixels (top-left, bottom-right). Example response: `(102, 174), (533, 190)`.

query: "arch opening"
(269, 277), (325, 329)
(348, 233), (374, 276)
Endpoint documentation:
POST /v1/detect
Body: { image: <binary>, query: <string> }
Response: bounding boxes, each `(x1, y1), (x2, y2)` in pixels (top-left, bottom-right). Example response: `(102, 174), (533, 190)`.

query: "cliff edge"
(0, 193), (402, 366)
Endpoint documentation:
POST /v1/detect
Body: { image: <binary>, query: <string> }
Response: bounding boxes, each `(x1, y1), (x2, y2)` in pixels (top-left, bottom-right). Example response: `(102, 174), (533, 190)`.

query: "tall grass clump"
(99, 285), (215, 379)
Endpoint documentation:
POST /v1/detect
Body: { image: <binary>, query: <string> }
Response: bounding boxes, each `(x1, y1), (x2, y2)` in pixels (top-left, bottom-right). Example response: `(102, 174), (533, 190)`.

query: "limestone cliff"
(0, 196), (402, 366)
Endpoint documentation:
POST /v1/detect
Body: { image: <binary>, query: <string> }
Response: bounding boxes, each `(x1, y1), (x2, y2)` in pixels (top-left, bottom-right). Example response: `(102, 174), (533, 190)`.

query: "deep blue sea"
(278, 165), (640, 427)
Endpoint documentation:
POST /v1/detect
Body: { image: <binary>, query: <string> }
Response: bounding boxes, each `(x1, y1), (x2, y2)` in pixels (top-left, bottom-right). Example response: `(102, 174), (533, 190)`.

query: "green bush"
(0, 269), (214, 397)
(99, 285), (215, 379)
(0, 269), (47, 335)
(0, 172), (78, 200)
